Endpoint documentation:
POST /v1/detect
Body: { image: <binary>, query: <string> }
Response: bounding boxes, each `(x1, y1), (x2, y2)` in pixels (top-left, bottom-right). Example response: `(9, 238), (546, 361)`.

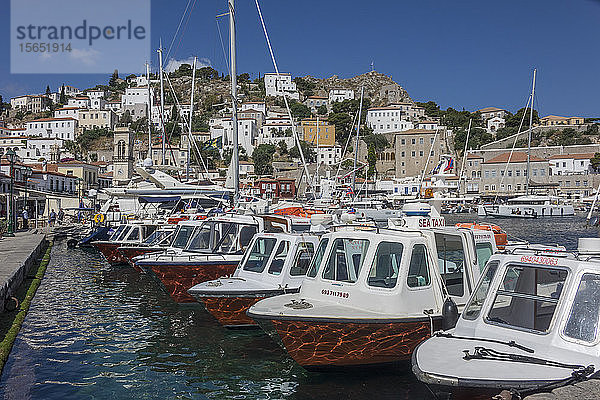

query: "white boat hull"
(478, 204), (574, 218)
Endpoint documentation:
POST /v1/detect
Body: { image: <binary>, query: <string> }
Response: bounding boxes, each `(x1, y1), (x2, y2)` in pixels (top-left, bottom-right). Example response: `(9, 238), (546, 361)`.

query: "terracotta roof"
(541, 115), (583, 120)
(484, 151), (546, 164)
(307, 96), (327, 99)
(548, 153), (596, 160)
(466, 154), (484, 159)
(27, 117), (77, 122)
(55, 107), (80, 111)
(477, 107), (505, 113)
(32, 169), (72, 178)
(418, 120), (438, 124)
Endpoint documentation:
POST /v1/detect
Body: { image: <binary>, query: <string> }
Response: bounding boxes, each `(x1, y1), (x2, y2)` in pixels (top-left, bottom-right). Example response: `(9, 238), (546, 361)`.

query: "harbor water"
(0, 214), (597, 399)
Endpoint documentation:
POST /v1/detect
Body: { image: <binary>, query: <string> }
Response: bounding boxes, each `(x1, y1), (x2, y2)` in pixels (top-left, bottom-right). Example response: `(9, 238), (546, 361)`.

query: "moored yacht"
(478, 195), (575, 218)
(92, 222), (163, 265)
(412, 238), (600, 395)
(188, 232), (320, 327)
(247, 206), (499, 367)
(117, 224), (178, 266)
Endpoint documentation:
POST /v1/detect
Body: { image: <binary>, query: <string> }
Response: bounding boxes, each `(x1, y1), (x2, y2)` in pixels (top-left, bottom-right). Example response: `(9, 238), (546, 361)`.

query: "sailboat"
(478, 69), (574, 218)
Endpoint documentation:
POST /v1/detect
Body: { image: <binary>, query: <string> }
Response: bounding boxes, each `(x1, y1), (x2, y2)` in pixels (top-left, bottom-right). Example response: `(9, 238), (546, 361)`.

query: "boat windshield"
(143, 229), (173, 245)
(109, 225), (126, 241)
(172, 225), (197, 249)
(322, 238), (370, 283)
(186, 221), (258, 254)
(563, 273), (600, 343)
(476, 242), (494, 272)
(307, 238), (329, 278)
(463, 261), (500, 320)
(290, 242), (316, 276)
(187, 223), (213, 251)
(241, 237), (277, 273)
(116, 226), (133, 241)
(486, 264), (568, 333)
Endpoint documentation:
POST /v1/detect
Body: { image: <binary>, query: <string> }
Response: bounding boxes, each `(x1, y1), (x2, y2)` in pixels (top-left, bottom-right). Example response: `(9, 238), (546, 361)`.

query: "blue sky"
(1, 0), (599, 117)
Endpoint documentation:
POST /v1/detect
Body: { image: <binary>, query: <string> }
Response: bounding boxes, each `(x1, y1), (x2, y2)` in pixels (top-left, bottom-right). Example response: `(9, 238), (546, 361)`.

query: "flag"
(346, 186), (354, 196)
(444, 158), (454, 172)
(202, 137), (222, 151)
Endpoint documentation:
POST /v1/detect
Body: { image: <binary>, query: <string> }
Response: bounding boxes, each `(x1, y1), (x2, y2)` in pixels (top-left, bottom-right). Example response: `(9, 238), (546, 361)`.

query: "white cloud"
(165, 57), (212, 73)
(69, 48), (102, 66)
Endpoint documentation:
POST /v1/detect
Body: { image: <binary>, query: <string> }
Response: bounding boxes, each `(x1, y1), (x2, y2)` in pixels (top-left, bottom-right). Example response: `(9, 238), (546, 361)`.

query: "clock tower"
(112, 127), (134, 186)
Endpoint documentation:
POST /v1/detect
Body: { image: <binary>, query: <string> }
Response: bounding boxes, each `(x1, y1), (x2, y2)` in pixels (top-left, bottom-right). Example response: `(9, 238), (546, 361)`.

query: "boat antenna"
(187, 56), (197, 181)
(495, 93), (532, 203)
(146, 62), (152, 160)
(353, 86), (365, 194)
(525, 68), (536, 195)
(158, 39), (166, 165)
(229, 0), (240, 205)
(457, 118), (472, 196)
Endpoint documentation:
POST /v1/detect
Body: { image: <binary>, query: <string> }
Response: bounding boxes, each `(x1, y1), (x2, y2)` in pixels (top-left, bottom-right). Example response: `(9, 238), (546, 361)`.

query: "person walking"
(58, 208), (64, 225)
(49, 209), (57, 227)
(22, 208), (29, 230)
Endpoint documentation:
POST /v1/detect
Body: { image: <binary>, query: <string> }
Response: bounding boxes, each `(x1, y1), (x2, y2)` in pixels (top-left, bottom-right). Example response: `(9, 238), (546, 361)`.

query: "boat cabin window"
(435, 233), (467, 297)
(239, 225), (258, 248)
(242, 237), (277, 273)
(172, 225), (196, 248)
(116, 226), (132, 241)
(142, 225), (157, 240)
(322, 238), (369, 283)
(464, 261), (500, 320)
(126, 227), (139, 241)
(290, 242), (316, 276)
(110, 225), (126, 240)
(407, 244), (430, 288)
(486, 265), (568, 333)
(187, 225), (212, 251)
(307, 239), (329, 278)
(268, 241), (290, 275)
(476, 242), (494, 272)
(367, 241), (403, 288)
(144, 229), (173, 246)
(564, 273), (600, 343)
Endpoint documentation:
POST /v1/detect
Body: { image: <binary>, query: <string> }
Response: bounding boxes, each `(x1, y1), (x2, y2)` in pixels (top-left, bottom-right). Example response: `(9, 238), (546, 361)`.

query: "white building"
(25, 118), (78, 141)
(549, 153), (594, 176)
(210, 117), (258, 155)
(487, 116), (505, 134)
(367, 105), (415, 134)
(10, 95), (29, 109)
(304, 96), (328, 112)
(416, 120), (440, 130)
(31, 170), (78, 194)
(241, 102), (266, 114)
(316, 145), (343, 166)
(79, 109), (118, 131)
(22, 137), (63, 161)
(238, 109), (265, 128)
(105, 101), (123, 114)
(264, 73), (299, 100)
(68, 96), (91, 108)
(62, 85), (81, 97)
(54, 107), (80, 120)
(329, 89), (355, 103)
(122, 87), (152, 106)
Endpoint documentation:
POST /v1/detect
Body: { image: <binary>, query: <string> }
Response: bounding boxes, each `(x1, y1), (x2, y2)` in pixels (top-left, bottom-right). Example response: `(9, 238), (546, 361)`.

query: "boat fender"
(441, 297), (459, 330)
(67, 238), (78, 249)
(4, 296), (19, 312)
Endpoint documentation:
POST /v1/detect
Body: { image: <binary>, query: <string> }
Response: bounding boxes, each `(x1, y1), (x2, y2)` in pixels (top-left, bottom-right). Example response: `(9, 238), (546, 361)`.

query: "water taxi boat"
(247, 205), (498, 367)
(478, 195), (575, 218)
(134, 214), (304, 303)
(92, 222), (163, 265)
(412, 238), (600, 395)
(117, 225), (177, 267)
(188, 232), (320, 327)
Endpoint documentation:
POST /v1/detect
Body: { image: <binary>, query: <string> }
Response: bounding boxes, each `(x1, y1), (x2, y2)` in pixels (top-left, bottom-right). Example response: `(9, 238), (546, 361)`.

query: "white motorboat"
(478, 195), (574, 218)
(247, 204), (499, 367)
(188, 232), (320, 327)
(413, 238), (600, 395)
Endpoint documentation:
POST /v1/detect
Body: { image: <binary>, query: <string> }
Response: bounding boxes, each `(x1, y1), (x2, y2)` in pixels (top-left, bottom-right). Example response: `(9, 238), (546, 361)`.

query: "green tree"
(590, 153), (600, 172)
(164, 121), (182, 138)
(367, 145), (377, 177)
(293, 77), (315, 96)
(584, 124), (599, 136)
(506, 107), (539, 128)
(120, 110), (133, 126)
(453, 127), (493, 154)
(192, 114), (209, 132)
(328, 112), (353, 145)
(362, 132), (388, 151)
(252, 144), (277, 175)
(289, 140), (316, 163)
(171, 105), (179, 122)
(45, 85), (51, 96)
(316, 104), (328, 116)
(442, 107), (471, 128)
(198, 67), (219, 81)
(59, 85), (66, 104)
(415, 101), (442, 118)
(237, 73), (250, 83)
(109, 70), (119, 87)
(278, 140), (288, 154)
(289, 101), (311, 119)
(170, 63), (192, 78)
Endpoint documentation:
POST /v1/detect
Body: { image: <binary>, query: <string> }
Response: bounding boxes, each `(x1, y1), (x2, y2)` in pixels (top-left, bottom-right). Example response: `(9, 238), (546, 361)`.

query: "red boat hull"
(200, 296), (265, 327)
(93, 242), (127, 265)
(148, 262), (238, 303)
(118, 247), (162, 270)
(267, 319), (438, 367)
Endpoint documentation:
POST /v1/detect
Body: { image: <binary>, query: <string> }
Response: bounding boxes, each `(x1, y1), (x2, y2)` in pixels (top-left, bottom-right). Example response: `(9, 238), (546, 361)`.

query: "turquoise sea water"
(0, 214), (597, 399)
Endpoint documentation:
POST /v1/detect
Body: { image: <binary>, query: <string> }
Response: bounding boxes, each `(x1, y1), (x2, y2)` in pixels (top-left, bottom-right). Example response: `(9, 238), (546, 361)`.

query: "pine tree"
(45, 85), (51, 95)
(109, 70), (119, 87)
(59, 85), (66, 104)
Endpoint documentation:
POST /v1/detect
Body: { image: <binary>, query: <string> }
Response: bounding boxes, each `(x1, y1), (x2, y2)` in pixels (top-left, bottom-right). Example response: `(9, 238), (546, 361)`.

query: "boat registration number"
(321, 289), (349, 299)
(520, 255), (559, 266)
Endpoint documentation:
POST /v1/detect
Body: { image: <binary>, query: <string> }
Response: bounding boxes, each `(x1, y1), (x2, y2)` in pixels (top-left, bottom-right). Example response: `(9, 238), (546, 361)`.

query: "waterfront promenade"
(0, 232), (47, 312)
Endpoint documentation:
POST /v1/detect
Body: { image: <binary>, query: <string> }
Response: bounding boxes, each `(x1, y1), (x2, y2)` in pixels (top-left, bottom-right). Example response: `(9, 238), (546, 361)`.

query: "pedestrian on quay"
(58, 208), (64, 225)
(22, 208), (29, 230)
(49, 209), (57, 227)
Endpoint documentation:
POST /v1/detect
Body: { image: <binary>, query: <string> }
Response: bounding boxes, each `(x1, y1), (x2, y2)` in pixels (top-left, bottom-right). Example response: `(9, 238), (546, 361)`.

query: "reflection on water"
(0, 214), (596, 399)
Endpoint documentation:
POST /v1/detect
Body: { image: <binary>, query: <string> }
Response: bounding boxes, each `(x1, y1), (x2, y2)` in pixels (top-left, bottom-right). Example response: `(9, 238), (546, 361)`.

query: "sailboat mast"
(229, 0), (240, 204)
(188, 56), (197, 181)
(146, 62), (152, 159)
(526, 68), (536, 195)
(315, 114), (319, 193)
(353, 86), (364, 194)
(458, 118), (472, 195)
(158, 40), (166, 165)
